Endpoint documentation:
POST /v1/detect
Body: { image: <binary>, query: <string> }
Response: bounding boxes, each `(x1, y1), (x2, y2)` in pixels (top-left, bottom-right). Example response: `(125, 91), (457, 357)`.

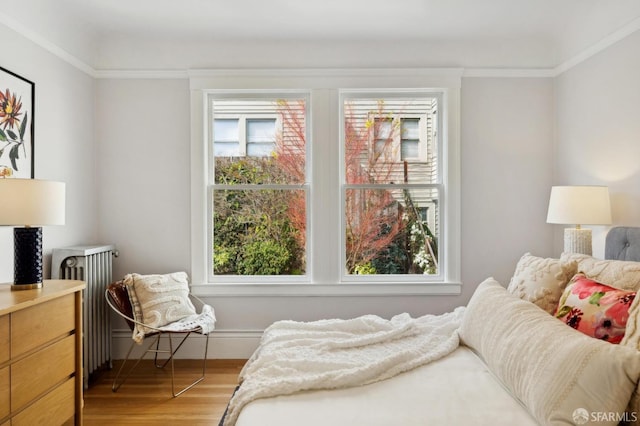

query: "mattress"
(235, 345), (538, 426)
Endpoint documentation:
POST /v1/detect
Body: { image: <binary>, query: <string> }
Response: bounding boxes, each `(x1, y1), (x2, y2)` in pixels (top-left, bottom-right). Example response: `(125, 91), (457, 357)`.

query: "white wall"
(461, 77), (555, 300)
(0, 23), (97, 283)
(96, 75), (555, 358)
(94, 79), (192, 276)
(554, 30), (640, 257)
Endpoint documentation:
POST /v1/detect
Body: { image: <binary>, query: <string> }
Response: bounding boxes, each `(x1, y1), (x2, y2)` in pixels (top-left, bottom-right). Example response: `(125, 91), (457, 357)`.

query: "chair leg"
(112, 335), (161, 392)
(113, 332), (209, 397)
(154, 332), (191, 369)
(170, 332), (210, 397)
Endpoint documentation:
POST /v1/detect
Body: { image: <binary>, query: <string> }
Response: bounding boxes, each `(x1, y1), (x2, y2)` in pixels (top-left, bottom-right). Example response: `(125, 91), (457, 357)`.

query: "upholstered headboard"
(605, 226), (640, 261)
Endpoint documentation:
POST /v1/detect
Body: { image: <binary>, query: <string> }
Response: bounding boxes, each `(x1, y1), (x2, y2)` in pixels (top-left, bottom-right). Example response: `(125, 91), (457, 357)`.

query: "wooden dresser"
(0, 280), (85, 426)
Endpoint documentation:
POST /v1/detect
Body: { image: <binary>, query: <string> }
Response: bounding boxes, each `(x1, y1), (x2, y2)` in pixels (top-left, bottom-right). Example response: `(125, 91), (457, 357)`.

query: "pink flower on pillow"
(591, 310), (626, 343)
(570, 277), (611, 300)
(605, 294), (634, 322)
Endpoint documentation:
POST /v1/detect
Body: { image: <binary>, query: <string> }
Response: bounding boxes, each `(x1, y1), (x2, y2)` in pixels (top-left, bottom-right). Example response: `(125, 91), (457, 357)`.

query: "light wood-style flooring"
(83, 359), (246, 425)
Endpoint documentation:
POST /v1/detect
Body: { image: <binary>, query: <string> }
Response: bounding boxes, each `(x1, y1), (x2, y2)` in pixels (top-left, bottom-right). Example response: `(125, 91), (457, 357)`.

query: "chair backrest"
(106, 281), (135, 331)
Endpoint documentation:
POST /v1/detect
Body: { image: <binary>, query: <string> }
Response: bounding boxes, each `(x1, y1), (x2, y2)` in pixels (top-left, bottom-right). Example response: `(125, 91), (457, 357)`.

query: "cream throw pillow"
(124, 272), (196, 343)
(507, 253), (577, 314)
(460, 278), (640, 426)
(560, 252), (640, 291)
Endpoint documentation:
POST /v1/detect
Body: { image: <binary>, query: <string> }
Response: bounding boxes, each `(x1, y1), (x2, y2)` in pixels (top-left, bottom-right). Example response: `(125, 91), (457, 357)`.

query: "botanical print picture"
(0, 66), (34, 178)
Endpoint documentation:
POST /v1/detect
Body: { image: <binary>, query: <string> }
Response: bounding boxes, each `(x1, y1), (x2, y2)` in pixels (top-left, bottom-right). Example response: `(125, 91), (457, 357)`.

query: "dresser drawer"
(0, 366), (8, 421)
(11, 334), (75, 412)
(0, 315), (8, 364)
(11, 377), (75, 426)
(11, 294), (75, 358)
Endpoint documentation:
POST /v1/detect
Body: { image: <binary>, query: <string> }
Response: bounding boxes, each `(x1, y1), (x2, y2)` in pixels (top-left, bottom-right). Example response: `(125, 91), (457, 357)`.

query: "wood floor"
(83, 359), (246, 425)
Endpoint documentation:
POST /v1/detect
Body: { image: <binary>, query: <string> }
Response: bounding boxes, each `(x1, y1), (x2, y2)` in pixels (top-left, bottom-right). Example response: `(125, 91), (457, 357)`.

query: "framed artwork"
(0, 66), (34, 178)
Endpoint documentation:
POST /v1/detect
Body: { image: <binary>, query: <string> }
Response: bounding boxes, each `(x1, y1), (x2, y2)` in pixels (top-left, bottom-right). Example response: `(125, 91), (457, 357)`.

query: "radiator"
(52, 244), (118, 388)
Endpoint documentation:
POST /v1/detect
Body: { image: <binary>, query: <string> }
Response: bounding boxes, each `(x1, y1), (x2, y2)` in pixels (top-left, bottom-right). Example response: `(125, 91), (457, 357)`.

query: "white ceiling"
(2, 0), (640, 71)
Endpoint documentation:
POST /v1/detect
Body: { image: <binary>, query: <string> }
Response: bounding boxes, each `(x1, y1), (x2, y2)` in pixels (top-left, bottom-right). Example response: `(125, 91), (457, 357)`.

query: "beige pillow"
(507, 253), (577, 314)
(560, 252), (640, 291)
(124, 272), (196, 343)
(460, 278), (640, 426)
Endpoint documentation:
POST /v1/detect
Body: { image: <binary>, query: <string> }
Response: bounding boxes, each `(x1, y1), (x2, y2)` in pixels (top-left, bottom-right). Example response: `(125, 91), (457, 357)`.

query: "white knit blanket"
(223, 307), (466, 426)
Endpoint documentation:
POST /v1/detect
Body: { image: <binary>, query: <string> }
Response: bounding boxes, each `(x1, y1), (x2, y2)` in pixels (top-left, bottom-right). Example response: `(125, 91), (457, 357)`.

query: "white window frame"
(189, 69), (461, 297)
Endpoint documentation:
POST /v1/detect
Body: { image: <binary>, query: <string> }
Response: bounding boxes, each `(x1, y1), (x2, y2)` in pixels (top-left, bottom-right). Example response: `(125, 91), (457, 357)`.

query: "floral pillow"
(555, 274), (636, 344)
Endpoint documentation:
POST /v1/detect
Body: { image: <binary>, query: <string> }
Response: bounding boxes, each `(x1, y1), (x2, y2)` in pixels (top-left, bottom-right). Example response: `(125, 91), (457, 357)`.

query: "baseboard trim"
(111, 329), (262, 359)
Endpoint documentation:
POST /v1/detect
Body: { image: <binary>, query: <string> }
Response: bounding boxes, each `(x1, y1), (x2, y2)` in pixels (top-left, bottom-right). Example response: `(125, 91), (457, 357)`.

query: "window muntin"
(210, 96), (308, 278)
(343, 94), (441, 278)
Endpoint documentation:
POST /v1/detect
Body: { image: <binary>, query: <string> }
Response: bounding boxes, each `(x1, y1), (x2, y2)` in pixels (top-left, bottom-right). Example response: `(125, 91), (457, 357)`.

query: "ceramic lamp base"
(12, 226), (44, 291)
(563, 227), (592, 256)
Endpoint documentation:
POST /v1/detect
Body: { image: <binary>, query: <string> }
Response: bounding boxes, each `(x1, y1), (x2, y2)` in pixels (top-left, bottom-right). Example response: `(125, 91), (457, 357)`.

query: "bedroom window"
(210, 96), (308, 278)
(342, 93), (441, 279)
(192, 70), (461, 294)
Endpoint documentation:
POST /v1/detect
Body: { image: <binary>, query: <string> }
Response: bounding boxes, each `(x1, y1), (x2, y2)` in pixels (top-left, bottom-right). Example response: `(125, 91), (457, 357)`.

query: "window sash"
(340, 90), (443, 282)
(207, 92), (310, 283)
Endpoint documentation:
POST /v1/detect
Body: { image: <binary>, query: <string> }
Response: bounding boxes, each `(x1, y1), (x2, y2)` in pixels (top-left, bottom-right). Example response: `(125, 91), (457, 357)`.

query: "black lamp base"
(12, 227), (44, 291)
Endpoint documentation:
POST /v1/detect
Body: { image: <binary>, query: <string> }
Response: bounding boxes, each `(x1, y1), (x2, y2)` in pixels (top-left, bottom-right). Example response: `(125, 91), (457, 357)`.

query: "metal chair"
(105, 281), (210, 397)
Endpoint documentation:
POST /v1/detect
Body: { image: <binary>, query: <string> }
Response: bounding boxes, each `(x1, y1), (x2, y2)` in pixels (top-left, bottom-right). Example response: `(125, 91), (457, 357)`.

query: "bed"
(221, 227), (640, 426)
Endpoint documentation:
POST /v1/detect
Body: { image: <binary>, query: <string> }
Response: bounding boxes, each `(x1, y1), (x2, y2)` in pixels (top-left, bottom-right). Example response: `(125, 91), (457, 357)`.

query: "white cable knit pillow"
(460, 278), (640, 426)
(560, 252), (640, 291)
(507, 253), (577, 314)
(124, 272), (196, 343)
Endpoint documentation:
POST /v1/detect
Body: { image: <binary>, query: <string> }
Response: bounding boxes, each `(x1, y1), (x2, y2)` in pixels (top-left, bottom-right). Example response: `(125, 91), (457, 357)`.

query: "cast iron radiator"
(52, 244), (118, 388)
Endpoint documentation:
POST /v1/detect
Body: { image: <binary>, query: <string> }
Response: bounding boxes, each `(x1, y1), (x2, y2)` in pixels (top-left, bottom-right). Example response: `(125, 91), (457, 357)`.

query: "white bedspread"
(223, 307), (466, 426)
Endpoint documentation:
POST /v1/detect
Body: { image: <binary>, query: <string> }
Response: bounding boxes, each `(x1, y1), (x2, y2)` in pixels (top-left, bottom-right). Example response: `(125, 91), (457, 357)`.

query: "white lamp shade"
(546, 185), (611, 225)
(0, 179), (65, 226)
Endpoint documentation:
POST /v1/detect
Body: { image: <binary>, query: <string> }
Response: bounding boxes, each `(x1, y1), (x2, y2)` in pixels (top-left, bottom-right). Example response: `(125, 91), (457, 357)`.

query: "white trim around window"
(189, 68), (461, 297)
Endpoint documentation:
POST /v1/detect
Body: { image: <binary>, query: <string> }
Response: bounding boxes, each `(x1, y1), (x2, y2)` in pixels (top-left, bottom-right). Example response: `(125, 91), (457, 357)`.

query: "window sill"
(191, 281), (461, 297)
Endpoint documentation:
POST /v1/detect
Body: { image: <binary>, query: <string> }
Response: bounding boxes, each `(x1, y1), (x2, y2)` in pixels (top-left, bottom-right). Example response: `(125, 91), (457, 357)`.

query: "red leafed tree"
(343, 100), (402, 272)
(274, 99), (307, 250)
(274, 99), (404, 273)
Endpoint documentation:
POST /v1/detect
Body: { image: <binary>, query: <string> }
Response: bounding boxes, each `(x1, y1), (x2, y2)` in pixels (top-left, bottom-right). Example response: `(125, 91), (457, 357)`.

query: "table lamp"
(546, 185), (611, 255)
(0, 179), (65, 290)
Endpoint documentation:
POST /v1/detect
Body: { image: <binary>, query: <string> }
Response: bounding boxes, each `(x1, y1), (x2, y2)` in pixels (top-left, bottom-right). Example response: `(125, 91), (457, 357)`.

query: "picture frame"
(0, 66), (34, 178)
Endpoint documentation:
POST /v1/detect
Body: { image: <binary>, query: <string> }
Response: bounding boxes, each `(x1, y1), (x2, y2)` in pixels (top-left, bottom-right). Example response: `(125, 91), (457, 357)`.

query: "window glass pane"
(214, 141), (241, 157)
(214, 119), (241, 156)
(401, 140), (419, 160)
(247, 119), (276, 142)
(401, 118), (419, 139)
(214, 119), (239, 142)
(345, 187), (439, 276)
(246, 119), (276, 157)
(213, 98), (306, 184)
(247, 143), (274, 157)
(345, 97), (437, 184)
(401, 119), (420, 160)
(213, 189), (306, 275)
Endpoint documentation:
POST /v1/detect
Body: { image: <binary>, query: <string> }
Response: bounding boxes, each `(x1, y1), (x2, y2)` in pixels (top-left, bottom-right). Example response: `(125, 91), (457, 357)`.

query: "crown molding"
(93, 69), (189, 79)
(2, 11), (640, 80)
(463, 68), (555, 78)
(553, 15), (640, 76)
(0, 11), (96, 77)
